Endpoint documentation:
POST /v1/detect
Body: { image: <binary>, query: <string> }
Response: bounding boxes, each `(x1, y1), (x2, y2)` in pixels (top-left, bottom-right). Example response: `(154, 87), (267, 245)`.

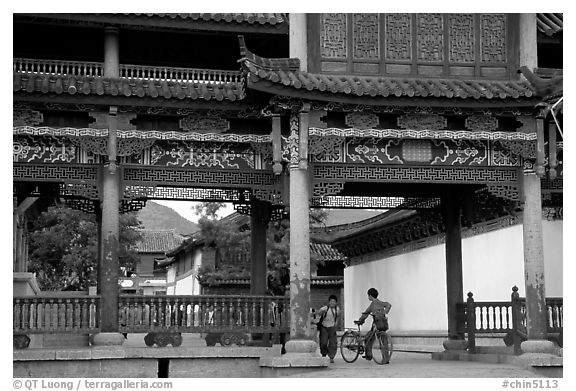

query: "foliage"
(28, 206), (142, 291)
(193, 202), (327, 295)
(196, 264), (250, 286)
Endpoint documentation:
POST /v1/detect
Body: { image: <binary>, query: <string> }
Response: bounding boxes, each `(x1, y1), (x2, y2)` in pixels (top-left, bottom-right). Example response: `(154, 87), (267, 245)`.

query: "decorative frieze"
(313, 164), (518, 184)
(417, 14), (444, 62)
(308, 127), (536, 141)
(122, 166), (277, 188)
(312, 196), (441, 209)
(320, 13), (348, 59)
(179, 115), (230, 133)
(353, 13), (380, 60)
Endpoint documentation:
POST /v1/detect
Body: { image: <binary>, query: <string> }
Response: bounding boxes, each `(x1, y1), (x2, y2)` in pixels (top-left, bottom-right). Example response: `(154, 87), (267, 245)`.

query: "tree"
(28, 206), (142, 291)
(194, 202), (327, 295)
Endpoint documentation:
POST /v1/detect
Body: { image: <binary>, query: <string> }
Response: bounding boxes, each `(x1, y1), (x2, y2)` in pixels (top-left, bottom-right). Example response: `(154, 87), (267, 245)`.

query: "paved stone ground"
(283, 352), (542, 378)
(118, 334), (544, 378)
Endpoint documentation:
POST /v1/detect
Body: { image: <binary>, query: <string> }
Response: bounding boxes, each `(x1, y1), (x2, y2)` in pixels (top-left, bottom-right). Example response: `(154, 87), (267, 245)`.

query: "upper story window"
(308, 13), (518, 80)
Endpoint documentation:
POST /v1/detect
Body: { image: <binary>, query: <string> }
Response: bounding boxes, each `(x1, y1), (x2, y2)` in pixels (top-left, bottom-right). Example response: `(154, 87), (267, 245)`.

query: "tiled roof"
(238, 37), (536, 101)
(13, 73), (244, 101)
(165, 231), (204, 257)
(137, 230), (184, 253)
(199, 276), (343, 287)
(127, 13), (287, 25)
(312, 210), (416, 243)
(537, 13), (563, 36)
(310, 243), (347, 262)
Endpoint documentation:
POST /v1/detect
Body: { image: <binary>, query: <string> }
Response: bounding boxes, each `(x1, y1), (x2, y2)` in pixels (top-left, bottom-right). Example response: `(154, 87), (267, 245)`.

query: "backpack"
(374, 315), (389, 331)
(373, 308), (389, 331)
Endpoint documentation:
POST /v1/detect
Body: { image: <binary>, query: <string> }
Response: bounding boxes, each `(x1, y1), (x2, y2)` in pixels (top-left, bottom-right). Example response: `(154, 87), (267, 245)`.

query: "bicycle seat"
(353, 320), (362, 325)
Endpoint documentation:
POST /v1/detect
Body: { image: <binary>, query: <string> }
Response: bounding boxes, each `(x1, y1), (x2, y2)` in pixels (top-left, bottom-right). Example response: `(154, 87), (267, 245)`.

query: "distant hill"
(136, 201), (199, 235)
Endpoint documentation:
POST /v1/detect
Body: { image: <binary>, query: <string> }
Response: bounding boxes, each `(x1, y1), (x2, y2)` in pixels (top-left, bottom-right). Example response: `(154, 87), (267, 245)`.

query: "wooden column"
(284, 105), (318, 355)
(104, 27), (119, 78)
(250, 200), (270, 295)
(98, 141), (120, 333)
(92, 27), (124, 344)
(442, 191), (466, 347)
(521, 170), (549, 341)
(13, 197), (38, 272)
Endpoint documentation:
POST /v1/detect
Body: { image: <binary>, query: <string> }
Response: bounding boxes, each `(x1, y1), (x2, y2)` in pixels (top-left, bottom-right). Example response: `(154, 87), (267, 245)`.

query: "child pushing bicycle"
(355, 287), (392, 361)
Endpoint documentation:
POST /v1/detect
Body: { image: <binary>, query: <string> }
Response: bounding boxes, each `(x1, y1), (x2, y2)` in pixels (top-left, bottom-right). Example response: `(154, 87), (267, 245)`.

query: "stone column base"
(521, 339), (557, 354)
(284, 339), (317, 353)
(90, 332), (125, 346)
(443, 339), (468, 351)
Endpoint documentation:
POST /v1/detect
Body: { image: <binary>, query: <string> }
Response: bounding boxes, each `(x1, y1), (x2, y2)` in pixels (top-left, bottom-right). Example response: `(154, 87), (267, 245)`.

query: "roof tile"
(137, 229), (184, 253)
(127, 13), (287, 26)
(537, 13), (563, 36)
(239, 40), (535, 101)
(14, 73), (244, 102)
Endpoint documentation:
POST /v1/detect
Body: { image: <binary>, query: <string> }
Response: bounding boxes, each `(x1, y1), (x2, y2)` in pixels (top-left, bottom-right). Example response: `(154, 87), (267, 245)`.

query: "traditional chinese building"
(13, 13), (562, 372)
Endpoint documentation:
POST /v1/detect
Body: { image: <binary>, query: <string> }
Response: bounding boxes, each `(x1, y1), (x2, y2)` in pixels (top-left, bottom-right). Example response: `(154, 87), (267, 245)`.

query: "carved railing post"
(466, 292), (476, 353)
(511, 286), (523, 355)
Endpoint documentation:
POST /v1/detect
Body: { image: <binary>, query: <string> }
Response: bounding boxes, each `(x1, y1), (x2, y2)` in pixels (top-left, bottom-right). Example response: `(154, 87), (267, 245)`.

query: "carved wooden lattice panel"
(448, 14), (475, 63)
(320, 13), (348, 59)
(385, 14), (412, 61)
(353, 13), (380, 60)
(480, 14), (507, 63)
(313, 164), (518, 184)
(417, 13), (444, 62)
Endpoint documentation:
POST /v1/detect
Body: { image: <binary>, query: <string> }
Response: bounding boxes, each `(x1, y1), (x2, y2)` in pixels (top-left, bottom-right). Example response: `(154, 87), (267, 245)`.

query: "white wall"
(173, 248), (203, 295)
(344, 220), (563, 333)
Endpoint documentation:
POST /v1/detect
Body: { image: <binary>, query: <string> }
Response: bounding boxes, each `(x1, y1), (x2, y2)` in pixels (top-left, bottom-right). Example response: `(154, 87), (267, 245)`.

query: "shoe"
(362, 355), (372, 361)
(330, 358), (334, 363)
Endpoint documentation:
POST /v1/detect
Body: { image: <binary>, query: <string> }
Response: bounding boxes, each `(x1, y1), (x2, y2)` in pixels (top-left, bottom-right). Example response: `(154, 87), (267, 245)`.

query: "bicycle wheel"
(372, 332), (392, 365)
(340, 330), (361, 363)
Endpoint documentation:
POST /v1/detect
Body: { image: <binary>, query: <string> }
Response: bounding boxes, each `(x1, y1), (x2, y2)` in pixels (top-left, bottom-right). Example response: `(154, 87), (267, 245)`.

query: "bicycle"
(340, 316), (393, 365)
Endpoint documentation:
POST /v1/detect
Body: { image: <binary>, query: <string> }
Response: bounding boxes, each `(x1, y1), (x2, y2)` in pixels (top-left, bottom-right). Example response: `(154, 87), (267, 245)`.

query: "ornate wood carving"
(13, 108), (43, 126)
(402, 140), (433, 163)
(448, 14), (475, 63)
(353, 14), (380, 60)
(345, 112), (380, 129)
(397, 113), (447, 130)
(487, 184), (520, 201)
(313, 182), (345, 198)
(465, 115), (499, 132)
(313, 164), (518, 184)
(417, 14), (444, 62)
(385, 14), (412, 61)
(308, 136), (344, 163)
(179, 115), (230, 133)
(480, 14), (507, 63)
(320, 13), (348, 59)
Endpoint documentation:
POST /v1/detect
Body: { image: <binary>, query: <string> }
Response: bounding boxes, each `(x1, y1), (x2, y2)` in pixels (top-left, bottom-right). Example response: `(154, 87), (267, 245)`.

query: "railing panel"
(118, 295), (289, 334)
(472, 302), (514, 333)
(13, 296), (100, 334)
(14, 58), (242, 84)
